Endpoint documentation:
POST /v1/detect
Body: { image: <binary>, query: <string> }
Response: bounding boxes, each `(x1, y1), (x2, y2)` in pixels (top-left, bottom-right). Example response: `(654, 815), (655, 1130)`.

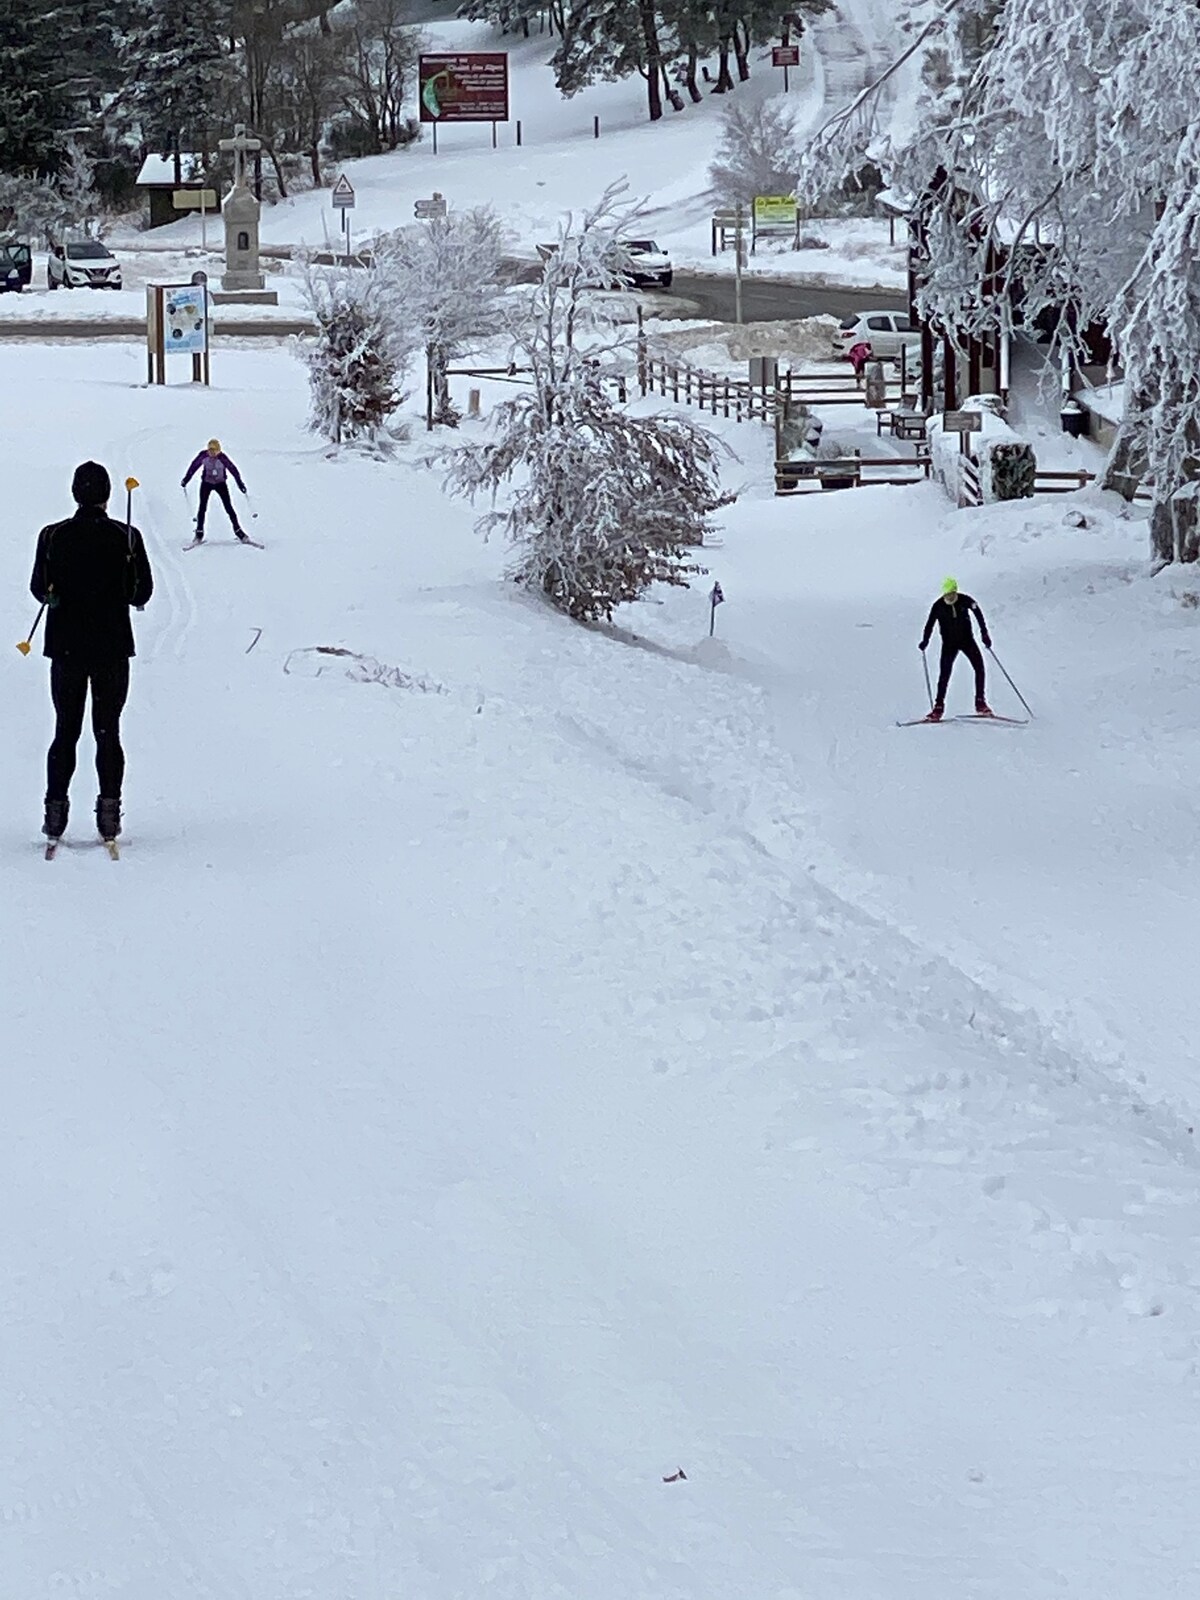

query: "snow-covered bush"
(298, 258), (418, 446)
(927, 396), (1036, 505)
(375, 206), (507, 427)
(709, 97), (800, 208)
(445, 185), (734, 621)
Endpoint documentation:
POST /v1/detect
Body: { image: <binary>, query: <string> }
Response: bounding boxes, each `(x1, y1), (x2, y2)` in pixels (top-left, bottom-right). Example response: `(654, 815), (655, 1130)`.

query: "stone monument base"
(212, 288), (279, 306)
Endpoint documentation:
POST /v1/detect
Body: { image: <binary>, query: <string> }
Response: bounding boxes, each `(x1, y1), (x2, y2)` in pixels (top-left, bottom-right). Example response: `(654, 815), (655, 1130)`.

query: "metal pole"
(784, 62), (789, 91)
(734, 205), (744, 325)
(516, 119), (522, 146)
(593, 115), (600, 139)
(492, 120), (497, 149)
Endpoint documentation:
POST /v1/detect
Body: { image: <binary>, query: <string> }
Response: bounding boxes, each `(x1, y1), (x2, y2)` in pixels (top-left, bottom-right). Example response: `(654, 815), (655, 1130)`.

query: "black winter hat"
(72, 461), (111, 506)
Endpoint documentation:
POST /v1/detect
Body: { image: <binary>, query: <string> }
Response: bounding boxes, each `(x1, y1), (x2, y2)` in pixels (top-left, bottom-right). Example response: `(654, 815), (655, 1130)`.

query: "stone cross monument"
(216, 124), (275, 302)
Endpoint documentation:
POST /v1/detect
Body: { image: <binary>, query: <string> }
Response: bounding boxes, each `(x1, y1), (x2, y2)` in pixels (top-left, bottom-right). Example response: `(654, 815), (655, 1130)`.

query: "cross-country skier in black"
(30, 461), (154, 844)
(182, 438), (249, 540)
(918, 576), (992, 720)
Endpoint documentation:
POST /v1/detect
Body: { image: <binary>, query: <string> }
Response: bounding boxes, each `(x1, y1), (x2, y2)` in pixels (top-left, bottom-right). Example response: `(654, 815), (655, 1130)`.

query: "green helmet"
(941, 576), (959, 596)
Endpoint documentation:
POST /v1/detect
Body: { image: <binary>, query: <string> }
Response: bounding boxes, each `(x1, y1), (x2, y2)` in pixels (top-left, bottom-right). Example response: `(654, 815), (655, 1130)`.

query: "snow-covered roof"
(136, 154), (207, 187)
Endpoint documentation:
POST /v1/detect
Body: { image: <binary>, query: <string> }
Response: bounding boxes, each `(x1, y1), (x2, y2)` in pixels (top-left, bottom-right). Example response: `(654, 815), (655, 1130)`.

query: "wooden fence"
(637, 339), (907, 420)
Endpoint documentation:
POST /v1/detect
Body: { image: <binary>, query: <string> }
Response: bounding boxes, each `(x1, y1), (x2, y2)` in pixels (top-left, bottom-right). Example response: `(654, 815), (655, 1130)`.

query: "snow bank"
(928, 392), (1036, 504)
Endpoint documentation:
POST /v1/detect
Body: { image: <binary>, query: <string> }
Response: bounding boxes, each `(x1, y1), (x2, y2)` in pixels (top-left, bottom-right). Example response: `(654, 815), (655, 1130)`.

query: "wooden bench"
(894, 413), (928, 443)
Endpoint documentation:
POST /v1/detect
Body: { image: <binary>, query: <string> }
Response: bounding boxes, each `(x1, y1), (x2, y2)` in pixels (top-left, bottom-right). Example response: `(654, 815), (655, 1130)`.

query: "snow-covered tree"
(709, 96), (800, 206)
(298, 258), (418, 447)
(121, 0), (230, 160)
(803, 0), (1200, 562)
(375, 206), (508, 427)
(444, 186), (732, 620)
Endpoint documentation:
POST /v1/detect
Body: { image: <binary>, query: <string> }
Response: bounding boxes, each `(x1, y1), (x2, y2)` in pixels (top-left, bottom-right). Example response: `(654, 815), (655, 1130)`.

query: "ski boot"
(43, 797), (68, 839)
(96, 796), (122, 842)
(975, 698), (994, 717)
(925, 704), (944, 722)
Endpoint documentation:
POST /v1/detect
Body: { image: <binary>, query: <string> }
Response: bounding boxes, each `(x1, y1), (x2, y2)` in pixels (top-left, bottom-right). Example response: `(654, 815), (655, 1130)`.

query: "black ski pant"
(46, 658), (131, 802)
(935, 639), (986, 705)
(197, 479), (241, 534)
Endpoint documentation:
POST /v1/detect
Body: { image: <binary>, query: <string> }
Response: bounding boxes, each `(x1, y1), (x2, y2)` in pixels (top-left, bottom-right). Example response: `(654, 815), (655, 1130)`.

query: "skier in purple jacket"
(182, 439), (248, 541)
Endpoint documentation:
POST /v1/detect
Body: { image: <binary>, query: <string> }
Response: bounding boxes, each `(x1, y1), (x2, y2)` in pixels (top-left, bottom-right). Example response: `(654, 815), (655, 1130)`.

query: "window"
(893, 315), (912, 331)
(237, 230), (250, 251)
(866, 316), (891, 331)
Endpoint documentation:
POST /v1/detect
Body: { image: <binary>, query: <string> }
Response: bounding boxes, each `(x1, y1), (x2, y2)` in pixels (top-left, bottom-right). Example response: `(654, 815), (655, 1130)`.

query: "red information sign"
(419, 53), (510, 123)
(772, 44), (801, 67)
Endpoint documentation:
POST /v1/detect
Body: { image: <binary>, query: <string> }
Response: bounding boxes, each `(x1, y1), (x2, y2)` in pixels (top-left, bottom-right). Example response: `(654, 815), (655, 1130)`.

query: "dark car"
(0, 237), (32, 292)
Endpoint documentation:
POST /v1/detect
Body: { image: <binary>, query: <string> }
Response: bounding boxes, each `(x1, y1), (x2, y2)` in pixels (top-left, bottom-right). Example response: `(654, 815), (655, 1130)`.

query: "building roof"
(136, 154), (207, 187)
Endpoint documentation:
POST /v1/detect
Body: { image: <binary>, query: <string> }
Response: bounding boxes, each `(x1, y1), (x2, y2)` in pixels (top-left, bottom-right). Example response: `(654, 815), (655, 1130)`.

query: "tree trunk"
(638, 0), (664, 121)
(1102, 389), (1150, 502)
(309, 144), (321, 187)
(713, 41), (734, 92)
(662, 64), (684, 111)
(265, 143), (288, 199)
(682, 45), (702, 103)
(429, 344), (459, 427)
(733, 21), (751, 81)
(1150, 487), (1200, 564)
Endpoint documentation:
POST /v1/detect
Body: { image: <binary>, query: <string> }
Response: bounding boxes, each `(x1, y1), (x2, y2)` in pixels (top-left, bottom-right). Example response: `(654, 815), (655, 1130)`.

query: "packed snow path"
(4, 349), (1200, 1599)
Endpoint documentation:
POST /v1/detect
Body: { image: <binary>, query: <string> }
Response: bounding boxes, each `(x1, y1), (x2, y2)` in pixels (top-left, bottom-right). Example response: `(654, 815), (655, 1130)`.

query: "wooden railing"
(775, 454), (933, 494)
(638, 346), (784, 421)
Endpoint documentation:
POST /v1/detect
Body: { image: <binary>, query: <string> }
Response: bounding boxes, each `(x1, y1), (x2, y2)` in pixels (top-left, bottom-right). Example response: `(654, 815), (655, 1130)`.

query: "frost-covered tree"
(445, 187), (732, 620)
(804, 0), (1200, 562)
(709, 96), (800, 206)
(298, 259), (418, 446)
(376, 207), (508, 427)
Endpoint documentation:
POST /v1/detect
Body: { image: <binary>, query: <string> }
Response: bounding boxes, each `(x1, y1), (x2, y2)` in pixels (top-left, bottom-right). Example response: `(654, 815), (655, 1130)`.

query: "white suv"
(834, 310), (918, 360)
(48, 238), (122, 290)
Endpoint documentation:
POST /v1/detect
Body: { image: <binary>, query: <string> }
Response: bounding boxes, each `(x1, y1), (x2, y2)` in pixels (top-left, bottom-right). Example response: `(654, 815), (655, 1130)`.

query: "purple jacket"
(183, 451), (245, 491)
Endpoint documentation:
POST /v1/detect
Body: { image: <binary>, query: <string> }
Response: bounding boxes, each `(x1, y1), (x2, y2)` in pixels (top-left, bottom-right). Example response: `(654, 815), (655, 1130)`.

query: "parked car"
(48, 237), (122, 290)
(833, 310), (918, 361)
(616, 239), (673, 289)
(0, 236), (31, 292)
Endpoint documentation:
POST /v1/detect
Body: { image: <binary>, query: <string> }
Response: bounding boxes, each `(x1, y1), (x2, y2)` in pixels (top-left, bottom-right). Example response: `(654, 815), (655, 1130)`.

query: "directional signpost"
(331, 173), (355, 259)
(414, 192), (448, 221)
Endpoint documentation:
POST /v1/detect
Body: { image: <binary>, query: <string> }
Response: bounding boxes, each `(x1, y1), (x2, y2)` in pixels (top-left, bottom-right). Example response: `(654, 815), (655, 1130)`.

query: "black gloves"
(918, 639), (928, 651)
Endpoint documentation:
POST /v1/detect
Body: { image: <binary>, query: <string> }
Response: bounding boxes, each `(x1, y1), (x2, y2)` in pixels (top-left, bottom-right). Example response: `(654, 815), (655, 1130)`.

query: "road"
(0, 271), (904, 342)
(668, 273), (905, 324)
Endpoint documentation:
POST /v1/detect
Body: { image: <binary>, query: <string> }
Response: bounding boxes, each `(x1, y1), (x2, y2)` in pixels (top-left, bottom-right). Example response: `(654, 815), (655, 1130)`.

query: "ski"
(897, 712), (1028, 727)
(954, 713), (1028, 725)
(183, 537), (264, 550)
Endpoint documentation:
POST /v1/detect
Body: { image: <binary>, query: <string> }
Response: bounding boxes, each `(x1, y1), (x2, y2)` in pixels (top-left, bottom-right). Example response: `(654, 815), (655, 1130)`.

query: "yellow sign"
(172, 189), (218, 210)
(753, 195), (798, 227)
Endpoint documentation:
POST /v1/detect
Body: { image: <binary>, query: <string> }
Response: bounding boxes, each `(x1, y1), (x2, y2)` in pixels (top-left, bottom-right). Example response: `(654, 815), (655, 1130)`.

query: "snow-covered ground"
(5, 337), (1200, 1600)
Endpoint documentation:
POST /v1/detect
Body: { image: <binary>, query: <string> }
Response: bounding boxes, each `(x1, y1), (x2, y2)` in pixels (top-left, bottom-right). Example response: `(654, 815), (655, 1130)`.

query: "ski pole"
(124, 475), (139, 554)
(921, 648), (933, 710)
(987, 646), (1034, 719)
(16, 603), (46, 656)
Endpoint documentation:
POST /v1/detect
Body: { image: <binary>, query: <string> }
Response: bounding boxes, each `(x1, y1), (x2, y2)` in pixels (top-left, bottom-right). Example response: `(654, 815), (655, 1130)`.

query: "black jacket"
(30, 507), (153, 661)
(921, 592), (990, 651)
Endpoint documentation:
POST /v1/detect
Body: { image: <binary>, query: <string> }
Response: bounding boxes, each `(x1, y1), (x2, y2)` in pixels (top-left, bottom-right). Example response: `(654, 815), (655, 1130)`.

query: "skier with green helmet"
(918, 577), (992, 721)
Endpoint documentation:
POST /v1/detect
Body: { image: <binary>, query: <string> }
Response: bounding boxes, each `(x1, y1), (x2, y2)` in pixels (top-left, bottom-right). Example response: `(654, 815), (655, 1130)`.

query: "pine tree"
(554, 0), (673, 122)
(121, 0), (230, 161)
(0, 0), (74, 175)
